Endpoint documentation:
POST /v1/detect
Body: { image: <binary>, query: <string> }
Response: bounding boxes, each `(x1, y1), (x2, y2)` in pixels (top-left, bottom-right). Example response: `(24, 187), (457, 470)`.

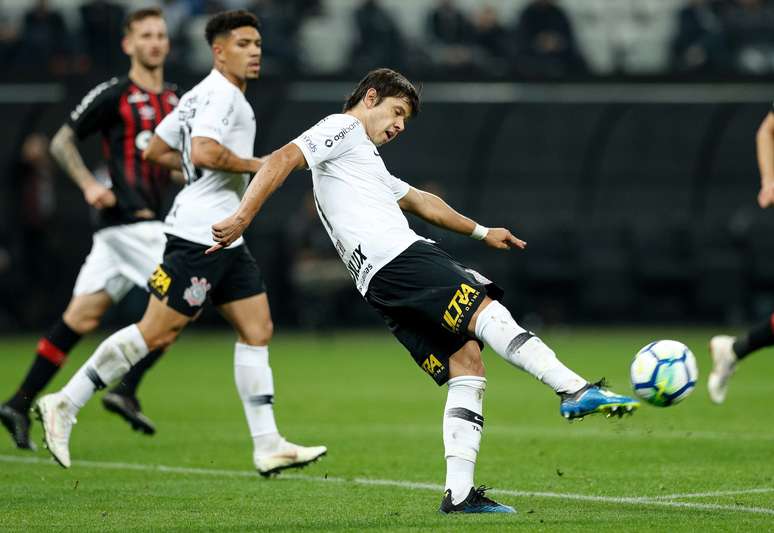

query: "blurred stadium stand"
(2, 1), (774, 331)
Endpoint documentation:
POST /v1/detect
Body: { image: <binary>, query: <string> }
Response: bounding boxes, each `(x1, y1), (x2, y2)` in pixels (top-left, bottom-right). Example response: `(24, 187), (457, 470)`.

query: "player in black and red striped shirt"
(0, 7), (181, 450)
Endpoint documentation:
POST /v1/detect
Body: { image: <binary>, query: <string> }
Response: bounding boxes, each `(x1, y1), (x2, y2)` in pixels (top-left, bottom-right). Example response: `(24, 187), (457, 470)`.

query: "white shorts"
(72, 221), (167, 302)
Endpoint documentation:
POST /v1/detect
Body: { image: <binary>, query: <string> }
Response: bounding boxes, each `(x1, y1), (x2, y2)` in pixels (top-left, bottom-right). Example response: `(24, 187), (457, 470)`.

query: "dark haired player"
(208, 67), (640, 514)
(0, 8), (179, 450)
(35, 10), (326, 475)
(709, 107), (774, 403)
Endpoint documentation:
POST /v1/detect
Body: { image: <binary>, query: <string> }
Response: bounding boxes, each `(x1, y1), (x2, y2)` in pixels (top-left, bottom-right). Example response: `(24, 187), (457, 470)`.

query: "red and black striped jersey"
(67, 76), (179, 229)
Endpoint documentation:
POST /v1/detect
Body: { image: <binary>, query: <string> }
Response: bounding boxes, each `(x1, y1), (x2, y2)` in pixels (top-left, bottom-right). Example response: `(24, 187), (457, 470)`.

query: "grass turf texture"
(1, 328), (773, 531)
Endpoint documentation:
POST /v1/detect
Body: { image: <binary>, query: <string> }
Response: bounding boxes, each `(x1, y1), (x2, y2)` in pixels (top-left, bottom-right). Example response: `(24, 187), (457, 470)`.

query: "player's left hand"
(206, 214), (247, 254)
(758, 183), (774, 208)
(483, 228), (527, 250)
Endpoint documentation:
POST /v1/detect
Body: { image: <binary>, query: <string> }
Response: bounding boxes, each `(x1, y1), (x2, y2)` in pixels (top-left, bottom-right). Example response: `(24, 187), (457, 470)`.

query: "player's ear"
(364, 88), (378, 109)
(121, 34), (132, 55)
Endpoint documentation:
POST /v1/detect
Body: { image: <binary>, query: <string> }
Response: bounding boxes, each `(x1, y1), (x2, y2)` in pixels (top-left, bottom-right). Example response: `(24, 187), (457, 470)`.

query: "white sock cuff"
(447, 375), (486, 392)
(234, 343), (269, 367)
(116, 324), (149, 365)
(473, 300), (521, 340)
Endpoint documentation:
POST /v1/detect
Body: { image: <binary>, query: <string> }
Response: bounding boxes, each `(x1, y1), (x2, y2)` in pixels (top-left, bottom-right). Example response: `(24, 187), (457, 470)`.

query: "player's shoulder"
(312, 113), (362, 134)
(81, 75), (127, 101)
(69, 76), (126, 123)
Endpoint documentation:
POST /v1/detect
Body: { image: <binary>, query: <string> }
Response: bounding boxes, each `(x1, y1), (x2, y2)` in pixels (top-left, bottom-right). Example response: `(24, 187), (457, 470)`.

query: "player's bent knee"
(238, 319), (273, 346)
(449, 342), (486, 378)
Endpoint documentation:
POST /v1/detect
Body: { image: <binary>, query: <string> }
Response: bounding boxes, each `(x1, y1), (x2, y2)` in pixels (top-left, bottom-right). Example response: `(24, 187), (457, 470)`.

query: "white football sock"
(234, 343), (279, 452)
(474, 300), (586, 394)
(62, 324), (148, 409)
(444, 375), (486, 504)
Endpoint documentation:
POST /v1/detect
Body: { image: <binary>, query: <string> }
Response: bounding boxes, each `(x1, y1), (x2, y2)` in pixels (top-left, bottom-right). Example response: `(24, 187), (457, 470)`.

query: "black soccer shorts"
(365, 240), (504, 386)
(147, 235), (266, 317)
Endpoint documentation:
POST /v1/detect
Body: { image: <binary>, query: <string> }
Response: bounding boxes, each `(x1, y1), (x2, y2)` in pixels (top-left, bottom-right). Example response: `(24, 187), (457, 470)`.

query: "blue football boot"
(439, 486), (516, 514)
(559, 380), (639, 420)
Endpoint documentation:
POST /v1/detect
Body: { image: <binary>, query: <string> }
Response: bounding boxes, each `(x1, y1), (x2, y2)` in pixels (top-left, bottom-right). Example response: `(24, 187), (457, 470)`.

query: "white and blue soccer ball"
(630, 340), (698, 407)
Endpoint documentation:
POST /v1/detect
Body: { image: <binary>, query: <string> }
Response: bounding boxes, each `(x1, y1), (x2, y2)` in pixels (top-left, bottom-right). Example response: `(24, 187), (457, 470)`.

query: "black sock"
(110, 349), (165, 397)
(6, 319), (81, 413)
(732, 314), (774, 360)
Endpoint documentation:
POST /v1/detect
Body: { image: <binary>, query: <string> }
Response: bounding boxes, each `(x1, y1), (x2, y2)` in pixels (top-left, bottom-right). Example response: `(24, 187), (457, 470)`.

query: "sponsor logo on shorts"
(149, 265), (171, 297)
(183, 277), (211, 307)
(442, 283), (481, 333)
(421, 353), (445, 379)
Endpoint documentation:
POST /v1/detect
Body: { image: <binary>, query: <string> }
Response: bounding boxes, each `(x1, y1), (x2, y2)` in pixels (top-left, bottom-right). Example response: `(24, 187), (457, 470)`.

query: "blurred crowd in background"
(2, 0), (774, 79)
(2, 0), (774, 332)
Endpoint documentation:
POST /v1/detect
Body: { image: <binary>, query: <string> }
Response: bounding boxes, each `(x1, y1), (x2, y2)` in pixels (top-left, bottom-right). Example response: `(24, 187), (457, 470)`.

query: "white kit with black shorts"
(291, 114), (427, 294)
(149, 69), (265, 314)
(292, 113), (503, 386)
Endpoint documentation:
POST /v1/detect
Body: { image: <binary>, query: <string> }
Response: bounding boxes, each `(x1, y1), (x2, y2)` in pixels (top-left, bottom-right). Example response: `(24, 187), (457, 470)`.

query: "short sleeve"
(388, 173), (410, 200)
(190, 87), (237, 144)
(155, 105), (181, 150)
(67, 78), (120, 140)
(291, 115), (363, 169)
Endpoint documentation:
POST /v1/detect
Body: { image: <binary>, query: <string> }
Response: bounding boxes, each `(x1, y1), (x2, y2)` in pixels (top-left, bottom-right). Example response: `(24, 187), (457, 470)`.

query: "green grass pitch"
(1, 327), (773, 531)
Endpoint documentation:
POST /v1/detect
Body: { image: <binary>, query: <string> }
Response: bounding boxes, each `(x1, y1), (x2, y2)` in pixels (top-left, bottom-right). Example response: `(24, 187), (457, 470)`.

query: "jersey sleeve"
(291, 115), (362, 169)
(387, 173), (411, 200)
(155, 105), (181, 150)
(67, 78), (120, 140)
(189, 87), (238, 144)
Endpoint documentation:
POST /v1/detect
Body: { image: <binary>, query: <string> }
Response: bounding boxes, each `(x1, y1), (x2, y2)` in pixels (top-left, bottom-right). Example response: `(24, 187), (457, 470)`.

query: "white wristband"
(470, 223), (489, 240)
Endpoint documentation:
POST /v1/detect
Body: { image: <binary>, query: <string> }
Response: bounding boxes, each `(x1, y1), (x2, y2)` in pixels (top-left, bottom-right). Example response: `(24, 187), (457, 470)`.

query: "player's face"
(124, 16), (169, 69)
(365, 95), (412, 146)
(219, 27), (262, 82)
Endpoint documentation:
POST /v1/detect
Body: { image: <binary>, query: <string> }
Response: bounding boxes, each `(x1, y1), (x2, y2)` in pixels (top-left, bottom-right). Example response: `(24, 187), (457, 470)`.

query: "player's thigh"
(110, 221), (167, 289)
(449, 340), (485, 379)
(62, 290), (114, 334)
(136, 294), (191, 350)
(217, 293), (273, 345)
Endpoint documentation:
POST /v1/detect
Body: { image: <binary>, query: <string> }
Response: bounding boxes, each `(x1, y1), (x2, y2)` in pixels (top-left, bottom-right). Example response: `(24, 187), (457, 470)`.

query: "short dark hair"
(123, 7), (164, 35)
(205, 10), (260, 46)
(343, 68), (421, 117)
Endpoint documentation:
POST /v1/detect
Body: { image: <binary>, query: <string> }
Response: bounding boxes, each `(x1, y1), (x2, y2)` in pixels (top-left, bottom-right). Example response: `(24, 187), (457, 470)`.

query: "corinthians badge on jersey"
(183, 277), (211, 307)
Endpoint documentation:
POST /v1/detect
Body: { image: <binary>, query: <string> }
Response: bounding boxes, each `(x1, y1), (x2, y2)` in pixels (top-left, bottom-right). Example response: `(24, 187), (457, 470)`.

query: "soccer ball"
(630, 340), (698, 407)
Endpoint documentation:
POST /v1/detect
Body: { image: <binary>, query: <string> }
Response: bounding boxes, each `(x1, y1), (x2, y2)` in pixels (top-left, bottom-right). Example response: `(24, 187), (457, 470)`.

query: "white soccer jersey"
(292, 113), (426, 295)
(155, 69), (256, 247)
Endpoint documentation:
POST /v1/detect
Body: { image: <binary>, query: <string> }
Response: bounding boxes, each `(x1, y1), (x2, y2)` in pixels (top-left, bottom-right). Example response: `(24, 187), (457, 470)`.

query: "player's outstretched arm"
(50, 124), (116, 209)
(191, 137), (262, 175)
(207, 142), (306, 254)
(756, 112), (774, 208)
(398, 186), (526, 250)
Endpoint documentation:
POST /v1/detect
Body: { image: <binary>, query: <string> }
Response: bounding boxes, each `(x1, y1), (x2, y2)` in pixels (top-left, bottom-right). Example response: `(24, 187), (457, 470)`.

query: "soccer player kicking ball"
(34, 10), (326, 475)
(207, 68), (640, 513)
(0, 8), (179, 449)
(708, 105), (774, 404)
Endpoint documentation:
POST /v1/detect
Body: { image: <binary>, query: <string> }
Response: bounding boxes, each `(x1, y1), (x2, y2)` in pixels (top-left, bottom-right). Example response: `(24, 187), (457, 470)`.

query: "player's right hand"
(483, 228), (527, 250)
(83, 182), (117, 209)
(757, 183), (774, 208)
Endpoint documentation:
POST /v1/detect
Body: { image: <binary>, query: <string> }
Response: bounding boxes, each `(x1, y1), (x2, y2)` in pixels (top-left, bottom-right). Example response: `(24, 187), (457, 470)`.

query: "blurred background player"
(709, 104), (774, 403)
(208, 67), (639, 513)
(34, 10), (326, 476)
(0, 7), (179, 450)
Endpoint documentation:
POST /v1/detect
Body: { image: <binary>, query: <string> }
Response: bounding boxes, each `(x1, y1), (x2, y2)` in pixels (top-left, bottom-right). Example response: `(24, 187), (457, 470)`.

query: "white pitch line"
(652, 488), (774, 500)
(1, 455), (773, 516)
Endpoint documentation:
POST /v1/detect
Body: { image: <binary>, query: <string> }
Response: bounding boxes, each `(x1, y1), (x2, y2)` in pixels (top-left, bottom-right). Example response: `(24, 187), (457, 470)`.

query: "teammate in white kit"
(208, 68), (640, 513)
(34, 10), (326, 476)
